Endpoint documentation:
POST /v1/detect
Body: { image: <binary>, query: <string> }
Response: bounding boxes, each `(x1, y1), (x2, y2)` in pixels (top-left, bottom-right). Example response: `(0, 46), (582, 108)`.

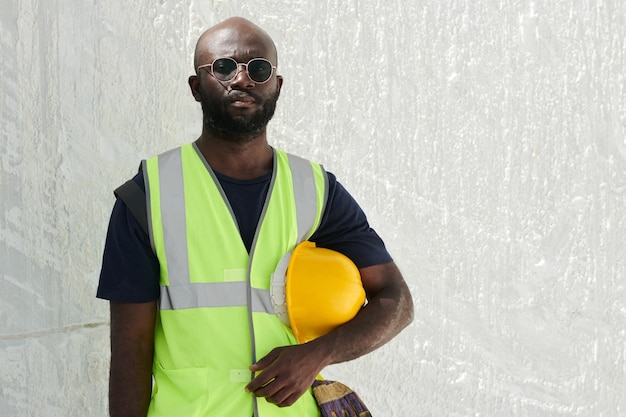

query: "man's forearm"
(109, 350), (153, 417)
(109, 301), (157, 417)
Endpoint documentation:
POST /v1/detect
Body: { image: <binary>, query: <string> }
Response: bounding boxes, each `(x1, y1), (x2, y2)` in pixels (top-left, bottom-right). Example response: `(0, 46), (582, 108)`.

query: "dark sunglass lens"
(212, 58), (237, 81)
(248, 59), (272, 82)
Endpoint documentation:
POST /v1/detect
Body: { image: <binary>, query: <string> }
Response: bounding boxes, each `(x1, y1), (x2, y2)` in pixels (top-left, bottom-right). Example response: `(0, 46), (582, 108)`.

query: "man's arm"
(109, 301), (157, 417)
(246, 261), (413, 407)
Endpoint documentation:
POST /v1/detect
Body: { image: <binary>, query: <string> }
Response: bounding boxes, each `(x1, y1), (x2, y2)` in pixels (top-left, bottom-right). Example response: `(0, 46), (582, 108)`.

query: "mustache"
(227, 90), (260, 102)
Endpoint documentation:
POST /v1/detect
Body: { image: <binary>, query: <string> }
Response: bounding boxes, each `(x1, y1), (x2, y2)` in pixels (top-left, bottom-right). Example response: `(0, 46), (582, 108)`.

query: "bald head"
(193, 17), (278, 71)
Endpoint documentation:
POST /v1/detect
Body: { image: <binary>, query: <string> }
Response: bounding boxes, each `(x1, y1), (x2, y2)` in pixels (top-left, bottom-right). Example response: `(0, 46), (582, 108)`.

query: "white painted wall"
(1, 1), (624, 416)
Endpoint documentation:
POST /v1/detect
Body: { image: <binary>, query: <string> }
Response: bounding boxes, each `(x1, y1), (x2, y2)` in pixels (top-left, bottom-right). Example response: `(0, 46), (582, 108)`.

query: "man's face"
(191, 24), (283, 140)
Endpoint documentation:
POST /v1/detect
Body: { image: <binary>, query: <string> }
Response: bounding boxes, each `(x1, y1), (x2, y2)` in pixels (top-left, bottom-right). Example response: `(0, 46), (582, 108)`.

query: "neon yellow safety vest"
(142, 143), (327, 417)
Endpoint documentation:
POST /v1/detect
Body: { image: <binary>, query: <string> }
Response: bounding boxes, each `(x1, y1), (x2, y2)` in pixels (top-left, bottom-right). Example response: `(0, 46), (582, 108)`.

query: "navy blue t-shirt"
(97, 168), (392, 303)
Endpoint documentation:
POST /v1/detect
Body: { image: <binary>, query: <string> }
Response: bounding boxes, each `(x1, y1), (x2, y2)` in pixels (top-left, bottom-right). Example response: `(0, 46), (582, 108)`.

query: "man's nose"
(229, 64), (255, 89)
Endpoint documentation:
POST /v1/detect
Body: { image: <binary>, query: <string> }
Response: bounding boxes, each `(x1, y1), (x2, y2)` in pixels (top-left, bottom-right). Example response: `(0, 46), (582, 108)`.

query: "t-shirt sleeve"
(310, 172), (393, 268)
(96, 174), (160, 303)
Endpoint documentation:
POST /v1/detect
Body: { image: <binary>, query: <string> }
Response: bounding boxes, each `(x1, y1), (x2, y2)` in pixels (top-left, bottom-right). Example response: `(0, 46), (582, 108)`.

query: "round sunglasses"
(197, 57), (276, 84)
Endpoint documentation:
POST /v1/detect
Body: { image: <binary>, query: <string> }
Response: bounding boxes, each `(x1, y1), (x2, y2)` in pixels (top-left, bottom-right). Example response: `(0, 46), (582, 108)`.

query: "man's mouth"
(229, 93), (256, 105)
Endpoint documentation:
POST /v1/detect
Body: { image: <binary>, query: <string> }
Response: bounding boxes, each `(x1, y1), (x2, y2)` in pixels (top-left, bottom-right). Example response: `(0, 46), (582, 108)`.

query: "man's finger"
(246, 372), (277, 393)
(263, 384), (302, 407)
(249, 347), (282, 371)
(247, 376), (282, 397)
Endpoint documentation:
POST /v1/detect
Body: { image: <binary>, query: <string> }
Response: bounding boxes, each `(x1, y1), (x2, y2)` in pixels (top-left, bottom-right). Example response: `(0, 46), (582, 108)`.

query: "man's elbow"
(398, 284), (415, 330)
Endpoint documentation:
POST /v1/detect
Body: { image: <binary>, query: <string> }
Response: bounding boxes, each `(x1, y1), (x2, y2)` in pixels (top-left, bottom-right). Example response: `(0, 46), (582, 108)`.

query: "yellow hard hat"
(270, 241), (366, 343)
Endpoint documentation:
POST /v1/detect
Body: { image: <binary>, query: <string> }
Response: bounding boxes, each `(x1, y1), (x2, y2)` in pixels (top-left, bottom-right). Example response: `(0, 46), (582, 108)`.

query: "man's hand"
(246, 343), (331, 407)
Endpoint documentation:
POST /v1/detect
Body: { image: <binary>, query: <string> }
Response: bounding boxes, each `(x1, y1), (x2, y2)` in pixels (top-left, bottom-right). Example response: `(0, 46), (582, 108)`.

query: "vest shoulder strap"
(114, 179), (148, 236)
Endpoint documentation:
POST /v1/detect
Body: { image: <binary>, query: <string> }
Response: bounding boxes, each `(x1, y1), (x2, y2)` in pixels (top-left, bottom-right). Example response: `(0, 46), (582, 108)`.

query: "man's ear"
(188, 75), (201, 102)
(276, 75), (284, 97)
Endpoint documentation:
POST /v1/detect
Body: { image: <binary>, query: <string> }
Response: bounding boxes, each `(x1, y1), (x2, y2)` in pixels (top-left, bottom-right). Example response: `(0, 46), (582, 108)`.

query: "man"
(97, 17), (413, 417)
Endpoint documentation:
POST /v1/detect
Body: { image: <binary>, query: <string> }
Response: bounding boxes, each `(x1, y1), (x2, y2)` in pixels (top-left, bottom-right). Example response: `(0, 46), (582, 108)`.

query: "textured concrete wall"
(1, 1), (625, 416)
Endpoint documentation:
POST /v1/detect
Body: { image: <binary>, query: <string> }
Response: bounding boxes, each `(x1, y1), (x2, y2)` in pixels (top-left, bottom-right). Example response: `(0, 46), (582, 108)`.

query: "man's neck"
(195, 131), (273, 180)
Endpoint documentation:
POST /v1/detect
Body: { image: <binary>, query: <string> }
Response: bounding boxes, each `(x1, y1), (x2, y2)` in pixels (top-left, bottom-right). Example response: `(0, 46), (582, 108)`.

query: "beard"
(200, 87), (280, 141)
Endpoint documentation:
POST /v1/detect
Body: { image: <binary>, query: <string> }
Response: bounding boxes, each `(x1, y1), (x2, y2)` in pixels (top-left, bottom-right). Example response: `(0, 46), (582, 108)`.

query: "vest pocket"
(150, 363), (253, 417)
(151, 365), (210, 414)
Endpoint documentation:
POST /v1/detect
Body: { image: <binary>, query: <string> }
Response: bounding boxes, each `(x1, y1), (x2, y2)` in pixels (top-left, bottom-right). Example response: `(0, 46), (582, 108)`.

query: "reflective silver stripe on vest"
(160, 282), (272, 312)
(153, 147), (322, 311)
(157, 147), (191, 288)
(287, 153), (319, 242)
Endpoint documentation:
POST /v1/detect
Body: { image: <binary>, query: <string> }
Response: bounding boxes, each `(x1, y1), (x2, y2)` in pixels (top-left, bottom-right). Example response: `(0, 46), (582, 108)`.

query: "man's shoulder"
(143, 142), (195, 163)
(275, 149), (336, 179)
